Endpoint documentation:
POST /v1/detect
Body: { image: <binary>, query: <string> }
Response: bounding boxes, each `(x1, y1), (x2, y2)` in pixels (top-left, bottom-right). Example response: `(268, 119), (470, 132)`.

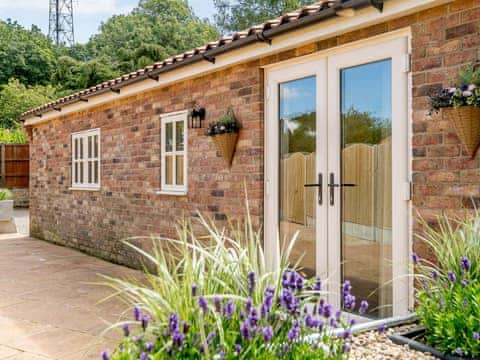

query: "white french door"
(265, 34), (411, 319)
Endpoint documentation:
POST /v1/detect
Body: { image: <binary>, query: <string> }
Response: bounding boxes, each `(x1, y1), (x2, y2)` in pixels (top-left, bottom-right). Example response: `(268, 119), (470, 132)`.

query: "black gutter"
(23, 0), (379, 121)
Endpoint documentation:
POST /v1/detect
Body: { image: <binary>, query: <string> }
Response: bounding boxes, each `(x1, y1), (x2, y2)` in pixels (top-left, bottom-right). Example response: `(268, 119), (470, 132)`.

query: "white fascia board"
(24, 0), (451, 127)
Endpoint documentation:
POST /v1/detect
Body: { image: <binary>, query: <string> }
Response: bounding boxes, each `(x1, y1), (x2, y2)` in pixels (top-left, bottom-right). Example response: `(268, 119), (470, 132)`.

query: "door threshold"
(350, 312), (417, 334)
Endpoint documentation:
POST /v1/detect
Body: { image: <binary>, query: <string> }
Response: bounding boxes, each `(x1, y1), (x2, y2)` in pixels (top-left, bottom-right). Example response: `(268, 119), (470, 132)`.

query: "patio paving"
(0, 234), (139, 359)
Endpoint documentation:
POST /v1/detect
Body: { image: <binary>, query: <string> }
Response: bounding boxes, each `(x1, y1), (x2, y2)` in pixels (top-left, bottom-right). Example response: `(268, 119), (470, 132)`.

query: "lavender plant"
(412, 214), (480, 357)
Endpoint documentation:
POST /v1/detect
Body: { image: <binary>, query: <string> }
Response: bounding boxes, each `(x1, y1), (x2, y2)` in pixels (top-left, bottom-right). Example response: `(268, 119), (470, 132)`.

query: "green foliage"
(206, 109), (240, 135)
(0, 127), (28, 144)
(102, 199), (357, 359)
(458, 64), (480, 86)
(87, 0), (219, 74)
(0, 79), (57, 128)
(342, 108), (391, 146)
(0, 188), (13, 201)
(413, 214), (480, 357)
(0, 20), (56, 86)
(214, 0), (312, 33)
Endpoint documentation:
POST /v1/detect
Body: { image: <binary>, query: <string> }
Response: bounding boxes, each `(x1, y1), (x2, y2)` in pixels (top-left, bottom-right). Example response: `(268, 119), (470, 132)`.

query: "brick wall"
(28, 0), (480, 267)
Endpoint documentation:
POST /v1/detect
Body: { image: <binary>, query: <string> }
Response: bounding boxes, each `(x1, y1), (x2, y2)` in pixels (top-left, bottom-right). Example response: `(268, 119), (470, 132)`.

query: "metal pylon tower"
(48, 0), (74, 46)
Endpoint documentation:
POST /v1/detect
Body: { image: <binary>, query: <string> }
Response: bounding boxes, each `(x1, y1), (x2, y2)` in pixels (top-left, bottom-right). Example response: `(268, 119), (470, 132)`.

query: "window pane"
(94, 135), (99, 158)
(80, 138), (84, 159)
(88, 161), (92, 183)
(74, 162), (78, 183)
(74, 138), (78, 160)
(176, 155), (184, 185)
(176, 121), (184, 151)
(165, 123), (173, 152)
(165, 155), (173, 185)
(88, 136), (92, 158)
(80, 162), (84, 183)
(94, 161), (99, 184)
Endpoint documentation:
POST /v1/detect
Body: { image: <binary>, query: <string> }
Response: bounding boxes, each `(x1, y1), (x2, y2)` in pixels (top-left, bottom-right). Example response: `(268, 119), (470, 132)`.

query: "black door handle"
(304, 173), (323, 205)
(327, 183), (356, 187)
(328, 173), (356, 206)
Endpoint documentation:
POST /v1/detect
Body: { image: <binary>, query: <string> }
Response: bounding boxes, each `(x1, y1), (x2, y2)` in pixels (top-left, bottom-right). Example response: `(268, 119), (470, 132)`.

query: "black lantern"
(189, 107), (206, 129)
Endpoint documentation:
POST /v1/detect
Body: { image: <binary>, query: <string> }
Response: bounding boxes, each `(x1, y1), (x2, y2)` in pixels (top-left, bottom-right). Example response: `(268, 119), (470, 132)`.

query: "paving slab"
(0, 236), (140, 359)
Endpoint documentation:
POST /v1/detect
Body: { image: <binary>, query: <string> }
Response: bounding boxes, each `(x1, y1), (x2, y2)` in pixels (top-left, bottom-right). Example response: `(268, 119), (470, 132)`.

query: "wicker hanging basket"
(443, 106), (480, 157)
(212, 132), (238, 166)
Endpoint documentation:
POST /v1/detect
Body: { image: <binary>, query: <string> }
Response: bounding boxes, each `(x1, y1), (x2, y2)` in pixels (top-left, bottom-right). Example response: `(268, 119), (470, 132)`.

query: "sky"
(0, 0), (216, 44)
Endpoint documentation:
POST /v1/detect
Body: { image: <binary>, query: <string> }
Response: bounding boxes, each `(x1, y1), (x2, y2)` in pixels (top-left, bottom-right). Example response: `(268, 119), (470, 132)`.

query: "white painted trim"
(155, 190), (188, 196)
(160, 111), (188, 194)
(23, 0), (449, 126)
(71, 128), (101, 190)
(265, 30), (412, 318)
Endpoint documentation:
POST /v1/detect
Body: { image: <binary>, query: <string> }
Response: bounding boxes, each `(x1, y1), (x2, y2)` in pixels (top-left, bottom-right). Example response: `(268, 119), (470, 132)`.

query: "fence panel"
(1, 144), (29, 188)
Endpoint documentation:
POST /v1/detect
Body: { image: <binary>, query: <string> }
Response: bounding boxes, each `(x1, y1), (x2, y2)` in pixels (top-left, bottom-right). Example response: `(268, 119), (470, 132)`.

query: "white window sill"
(69, 186), (101, 192)
(156, 190), (187, 196)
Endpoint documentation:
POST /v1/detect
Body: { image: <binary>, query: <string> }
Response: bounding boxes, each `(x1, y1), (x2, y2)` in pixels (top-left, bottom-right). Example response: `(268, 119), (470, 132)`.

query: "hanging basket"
(443, 106), (480, 158)
(212, 132), (238, 166)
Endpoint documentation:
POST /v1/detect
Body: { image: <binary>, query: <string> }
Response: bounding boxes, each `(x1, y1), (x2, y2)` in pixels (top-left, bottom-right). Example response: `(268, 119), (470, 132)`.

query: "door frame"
(264, 29), (412, 318)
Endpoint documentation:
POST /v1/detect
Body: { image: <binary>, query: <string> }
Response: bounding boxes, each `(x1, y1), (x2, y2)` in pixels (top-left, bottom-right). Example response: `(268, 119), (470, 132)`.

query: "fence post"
(0, 143), (5, 187)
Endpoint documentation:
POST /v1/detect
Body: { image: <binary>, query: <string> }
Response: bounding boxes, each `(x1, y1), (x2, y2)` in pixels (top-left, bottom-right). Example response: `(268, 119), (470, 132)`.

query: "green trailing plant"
(0, 188), (13, 201)
(412, 214), (480, 358)
(0, 127), (28, 144)
(206, 109), (240, 136)
(430, 64), (480, 111)
(100, 196), (368, 359)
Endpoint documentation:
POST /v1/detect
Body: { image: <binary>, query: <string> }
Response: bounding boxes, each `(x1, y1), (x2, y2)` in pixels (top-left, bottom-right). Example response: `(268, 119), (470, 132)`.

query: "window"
(71, 129), (100, 190)
(160, 111), (188, 194)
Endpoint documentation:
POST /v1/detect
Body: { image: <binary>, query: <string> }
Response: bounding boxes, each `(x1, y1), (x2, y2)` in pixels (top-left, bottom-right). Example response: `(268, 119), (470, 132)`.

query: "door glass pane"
(94, 135), (99, 158)
(279, 76), (316, 278)
(176, 121), (184, 151)
(165, 123), (173, 152)
(340, 59), (392, 318)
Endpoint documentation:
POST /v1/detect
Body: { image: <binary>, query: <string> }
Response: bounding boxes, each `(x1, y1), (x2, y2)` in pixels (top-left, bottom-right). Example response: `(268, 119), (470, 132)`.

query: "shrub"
(412, 214), (480, 357)
(0, 127), (28, 144)
(101, 201), (366, 359)
(0, 188), (13, 201)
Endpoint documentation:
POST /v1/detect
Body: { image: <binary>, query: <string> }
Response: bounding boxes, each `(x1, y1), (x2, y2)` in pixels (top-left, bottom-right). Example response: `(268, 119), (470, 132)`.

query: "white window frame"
(71, 128), (101, 191)
(159, 110), (188, 195)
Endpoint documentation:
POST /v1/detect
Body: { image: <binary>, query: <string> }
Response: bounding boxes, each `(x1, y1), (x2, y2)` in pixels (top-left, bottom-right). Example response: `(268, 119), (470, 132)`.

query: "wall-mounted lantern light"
(189, 107), (206, 129)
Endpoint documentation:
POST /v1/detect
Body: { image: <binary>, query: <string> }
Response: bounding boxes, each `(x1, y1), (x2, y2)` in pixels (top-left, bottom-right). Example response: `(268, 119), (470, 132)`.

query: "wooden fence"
(280, 139), (392, 233)
(0, 144), (29, 188)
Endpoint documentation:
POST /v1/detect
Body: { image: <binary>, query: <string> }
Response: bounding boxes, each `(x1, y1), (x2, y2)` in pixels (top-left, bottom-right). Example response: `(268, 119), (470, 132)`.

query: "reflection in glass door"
(340, 60), (393, 318)
(279, 76), (317, 277)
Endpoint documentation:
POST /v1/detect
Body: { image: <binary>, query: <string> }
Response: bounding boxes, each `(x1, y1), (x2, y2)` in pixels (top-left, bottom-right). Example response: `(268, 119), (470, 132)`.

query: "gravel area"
(350, 325), (436, 359)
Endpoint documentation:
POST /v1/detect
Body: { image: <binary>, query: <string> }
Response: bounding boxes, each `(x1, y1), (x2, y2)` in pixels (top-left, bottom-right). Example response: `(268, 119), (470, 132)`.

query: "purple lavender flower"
(342, 343), (351, 353)
(350, 318), (357, 326)
(378, 323), (387, 333)
(240, 320), (250, 340)
(169, 314), (179, 333)
(461, 279), (469, 287)
(305, 314), (319, 328)
(262, 326), (274, 343)
(101, 350), (110, 360)
(198, 296), (208, 313)
(140, 352), (148, 360)
(146, 342), (154, 352)
(431, 270), (438, 281)
(133, 306), (141, 321)
(199, 344), (205, 354)
(321, 303), (332, 318)
(448, 271), (457, 282)
(313, 276), (322, 291)
(339, 329), (352, 339)
(455, 348), (463, 356)
(344, 294), (356, 311)
(172, 329), (185, 347)
(183, 321), (189, 334)
(411, 253), (419, 265)
(214, 297), (222, 312)
(207, 331), (216, 344)
(223, 299), (235, 319)
(295, 273), (304, 290)
(247, 272), (256, 296)
(359, 300), (369, 315)
(234, 344), (242, 354)
(280, 288), (299, 314)
(473, 332), (480, 341)
(191, 284), (197, 297)
(342, 280), (352, 296)
(141, 315), (150, 331)
(287, 320), (300, 341)
(245, 298), (253, 313)
(461, 256), (471, 272)
(122, 324), (130, 337)
(248, 308), (259, 327)
(330, 317), (338, 328)
(217, 350), (226, 359)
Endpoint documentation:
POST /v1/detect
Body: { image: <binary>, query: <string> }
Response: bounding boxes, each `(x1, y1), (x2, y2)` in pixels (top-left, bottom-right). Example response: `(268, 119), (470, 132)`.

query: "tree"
(0, 20), (56, 86)
(87, 0), (219, 74)
(0, 79), (57, 128)
(214, 0), (312, 33)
